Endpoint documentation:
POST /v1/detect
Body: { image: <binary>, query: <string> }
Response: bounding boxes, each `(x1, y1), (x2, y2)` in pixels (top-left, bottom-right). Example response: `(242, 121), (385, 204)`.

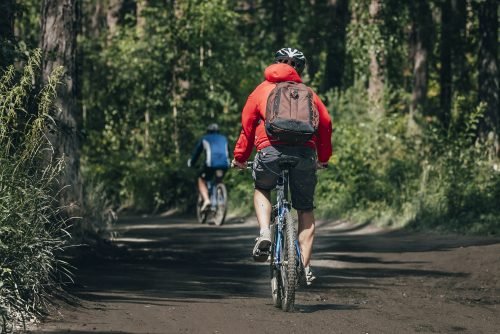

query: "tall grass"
(0, 50), (71, 332)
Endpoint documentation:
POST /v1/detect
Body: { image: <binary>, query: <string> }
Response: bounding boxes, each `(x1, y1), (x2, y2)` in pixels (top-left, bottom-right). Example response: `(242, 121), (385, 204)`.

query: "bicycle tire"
(213, 183), (227, 226)
(271, 267), (282, 308)
(270, 219), (282, 308)
(296, 243), (307, 288)
(280, 210), (297, 312)
(196, 194), (207, 224)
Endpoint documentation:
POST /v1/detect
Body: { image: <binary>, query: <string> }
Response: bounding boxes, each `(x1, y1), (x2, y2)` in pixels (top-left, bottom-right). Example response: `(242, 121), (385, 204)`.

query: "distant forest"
(2, 0), (499, 230)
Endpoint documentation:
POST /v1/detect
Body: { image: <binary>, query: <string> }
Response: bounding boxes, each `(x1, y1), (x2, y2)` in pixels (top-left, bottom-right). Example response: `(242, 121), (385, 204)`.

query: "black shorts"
(252, 145), (317, 211)
(199, 166), (227, 182)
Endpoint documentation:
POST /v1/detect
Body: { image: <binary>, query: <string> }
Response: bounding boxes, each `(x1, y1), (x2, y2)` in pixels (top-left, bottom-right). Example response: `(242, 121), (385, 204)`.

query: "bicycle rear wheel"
(196, 193), (207, 224)
(213, 183), (227, 226)
(280, 210), (297, 312)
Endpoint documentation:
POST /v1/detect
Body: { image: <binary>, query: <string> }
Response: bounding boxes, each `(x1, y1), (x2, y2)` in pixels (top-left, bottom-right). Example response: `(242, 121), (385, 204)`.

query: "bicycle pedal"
(255, 249), (270, 256)
(253, 249), (270, 262)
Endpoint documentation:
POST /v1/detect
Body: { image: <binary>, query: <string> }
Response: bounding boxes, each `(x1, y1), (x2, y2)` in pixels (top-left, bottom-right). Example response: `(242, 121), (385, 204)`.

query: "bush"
(316, 83), (500, 235)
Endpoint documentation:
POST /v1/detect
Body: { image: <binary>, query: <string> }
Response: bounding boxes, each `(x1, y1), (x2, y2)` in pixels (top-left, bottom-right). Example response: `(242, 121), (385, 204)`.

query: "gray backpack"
(265, 81), (319, 144)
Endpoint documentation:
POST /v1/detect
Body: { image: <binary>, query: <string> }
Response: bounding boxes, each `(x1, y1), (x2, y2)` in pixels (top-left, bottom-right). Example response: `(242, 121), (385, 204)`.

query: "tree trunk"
(477, 0), (499, 151)
(0, 0), (15, 68)
(136, 0), (147, 36)
(41, 0), (82, 215)
(0, 0), (14, 40)
(440, 0), (468, 129)
(408, 0), (433, 132)
(440, 0), (452, 128)
(451, 0), (467, 94)
(107, 0), (124, 37)
(322, 0), (348, 92)
(137, 0), (149, 153)
(368, 0), (384, 114)
(272, 0), (285, 47)
(87, 1), (106, 38)
(169, 0), (183, 157)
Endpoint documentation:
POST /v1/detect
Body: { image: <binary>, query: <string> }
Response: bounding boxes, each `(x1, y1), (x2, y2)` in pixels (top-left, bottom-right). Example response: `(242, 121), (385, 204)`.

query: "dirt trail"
(29, 214), (500, 334)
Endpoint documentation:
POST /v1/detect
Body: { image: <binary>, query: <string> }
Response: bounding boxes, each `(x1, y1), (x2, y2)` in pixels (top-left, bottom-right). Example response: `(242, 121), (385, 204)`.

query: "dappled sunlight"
(69, 215), (499, 307)
(112, 237), (156, 243)
(30, 214), (500, 333)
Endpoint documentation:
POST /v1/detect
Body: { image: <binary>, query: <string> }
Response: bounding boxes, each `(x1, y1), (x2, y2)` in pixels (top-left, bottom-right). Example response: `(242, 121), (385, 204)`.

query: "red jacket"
(234, 63), (333, 163)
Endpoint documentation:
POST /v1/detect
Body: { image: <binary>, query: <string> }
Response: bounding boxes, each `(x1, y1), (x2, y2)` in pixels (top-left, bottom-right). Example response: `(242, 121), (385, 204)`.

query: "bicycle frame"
(244, 159), (301, 310)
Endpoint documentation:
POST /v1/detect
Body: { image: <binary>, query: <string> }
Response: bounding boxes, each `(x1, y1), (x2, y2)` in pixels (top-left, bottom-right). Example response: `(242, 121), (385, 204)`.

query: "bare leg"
(254, 188), (272, 230)
(198, 177), (209, 203)
(297, 210), (316, 267)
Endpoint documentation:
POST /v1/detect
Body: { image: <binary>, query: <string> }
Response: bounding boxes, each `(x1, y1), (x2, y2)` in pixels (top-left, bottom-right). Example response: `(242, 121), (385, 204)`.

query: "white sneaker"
(201, 200), (211, 211)
(305, 267), (316, 286)
(252, 229), (272, 262)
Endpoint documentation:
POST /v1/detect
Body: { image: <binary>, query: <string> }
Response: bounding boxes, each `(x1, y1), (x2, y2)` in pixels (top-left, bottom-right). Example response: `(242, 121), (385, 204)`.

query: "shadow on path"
(66, 214), (500, 309)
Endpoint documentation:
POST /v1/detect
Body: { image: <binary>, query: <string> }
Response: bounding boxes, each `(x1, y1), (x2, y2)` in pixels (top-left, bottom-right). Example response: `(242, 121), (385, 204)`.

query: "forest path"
(30, 214), (500, 334)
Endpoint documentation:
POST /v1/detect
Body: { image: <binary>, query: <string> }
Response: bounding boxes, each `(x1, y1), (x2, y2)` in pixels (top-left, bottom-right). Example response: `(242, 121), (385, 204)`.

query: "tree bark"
(136, 0), (147, 36)
(0, 0), (15, 68)
(107, 0), (124, 37)
(0, 0), (14, 40)
(322, 0), (348, 92)
(41, 0), (82, 215)
(272, 0), (285, 47)
(477, 0), (499, 149)
(440, 0), (468, 129)
(451, 0), (467, 94)
(87, 1), (106, 38)
(368, 0), (384, 114)
(440, 0), (452, 128)
(137, 0), (149, 153)
(408, 0), (433, 132)
(169, 0), (183, 157)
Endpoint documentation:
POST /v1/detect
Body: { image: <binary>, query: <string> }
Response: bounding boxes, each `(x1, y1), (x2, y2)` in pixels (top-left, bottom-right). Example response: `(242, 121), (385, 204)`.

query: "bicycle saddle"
(278, 156), (300, 170)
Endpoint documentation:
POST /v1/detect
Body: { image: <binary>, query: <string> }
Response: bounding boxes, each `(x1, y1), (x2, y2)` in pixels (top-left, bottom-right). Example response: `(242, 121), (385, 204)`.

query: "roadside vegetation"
(316, 85), (500, 235)
(75, 1), (499, 237)
(0, 0), (498, 330)
(0, 51), (71, 332)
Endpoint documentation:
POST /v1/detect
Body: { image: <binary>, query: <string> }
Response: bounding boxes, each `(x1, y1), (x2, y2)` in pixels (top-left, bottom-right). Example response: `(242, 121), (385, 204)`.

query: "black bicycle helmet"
(274, 47), (307, 75)
(207, 123), (219, 132)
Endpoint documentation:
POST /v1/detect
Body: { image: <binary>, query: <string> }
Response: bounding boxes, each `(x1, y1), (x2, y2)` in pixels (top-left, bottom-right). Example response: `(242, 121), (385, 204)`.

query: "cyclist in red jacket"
(232, 48), (332, 285)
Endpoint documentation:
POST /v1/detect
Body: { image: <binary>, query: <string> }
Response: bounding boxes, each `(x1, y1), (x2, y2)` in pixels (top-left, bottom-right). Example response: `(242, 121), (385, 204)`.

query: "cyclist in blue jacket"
(188, 123), (230, 211)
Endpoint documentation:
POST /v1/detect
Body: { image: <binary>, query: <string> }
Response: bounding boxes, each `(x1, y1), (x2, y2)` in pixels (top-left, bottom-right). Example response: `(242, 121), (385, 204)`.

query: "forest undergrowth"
(227, 83), (500, 236)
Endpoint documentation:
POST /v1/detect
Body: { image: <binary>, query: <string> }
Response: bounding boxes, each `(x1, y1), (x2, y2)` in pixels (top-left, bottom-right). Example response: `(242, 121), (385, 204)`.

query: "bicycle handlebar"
(232, 160), (328, 170)
(230, 160), (253, 169)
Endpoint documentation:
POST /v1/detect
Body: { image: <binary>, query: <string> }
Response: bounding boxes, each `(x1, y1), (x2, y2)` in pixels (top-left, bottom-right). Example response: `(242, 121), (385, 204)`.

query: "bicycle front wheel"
(213, 183), (227, 226)
(280, 210), (297, 312)
(270, 218), (282, 308)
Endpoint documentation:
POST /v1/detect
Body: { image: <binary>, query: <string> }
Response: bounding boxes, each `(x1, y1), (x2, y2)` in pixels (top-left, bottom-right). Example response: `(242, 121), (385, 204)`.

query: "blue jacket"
(191, 133), (230, 169)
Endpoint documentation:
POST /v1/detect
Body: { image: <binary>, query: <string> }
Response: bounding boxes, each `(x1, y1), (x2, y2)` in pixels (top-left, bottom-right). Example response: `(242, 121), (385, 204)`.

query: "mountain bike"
(249, 158), (305, 312)
(196, 169), (228, 226)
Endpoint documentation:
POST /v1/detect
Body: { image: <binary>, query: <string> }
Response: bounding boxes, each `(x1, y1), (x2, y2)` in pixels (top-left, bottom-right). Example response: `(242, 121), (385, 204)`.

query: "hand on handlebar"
(317, 161), (328, 169)
(231, 159), (246, 170)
